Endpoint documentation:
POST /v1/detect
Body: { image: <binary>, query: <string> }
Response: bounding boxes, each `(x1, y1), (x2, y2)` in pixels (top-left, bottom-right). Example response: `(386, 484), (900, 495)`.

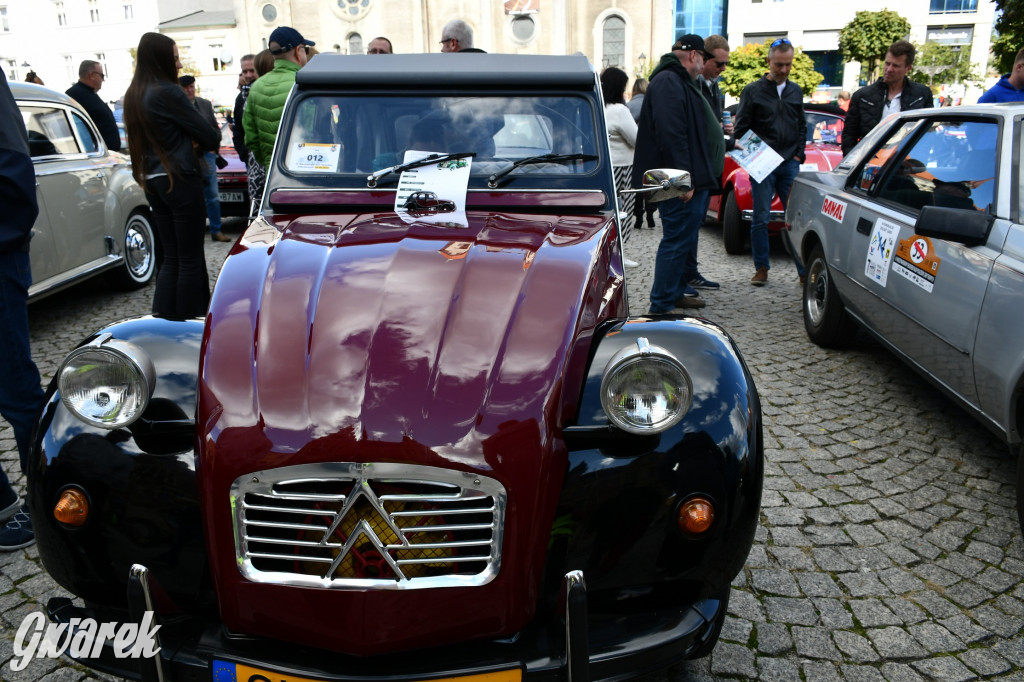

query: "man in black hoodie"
(0, 70), (44, 550)
(734, 37), (806, 286)
(632, 34), (724, 314)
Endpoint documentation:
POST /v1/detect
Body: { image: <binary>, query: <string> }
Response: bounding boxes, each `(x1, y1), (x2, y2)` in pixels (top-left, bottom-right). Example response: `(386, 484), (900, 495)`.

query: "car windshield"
(807, 111), (843, 145)
(278, 94), (601, 182)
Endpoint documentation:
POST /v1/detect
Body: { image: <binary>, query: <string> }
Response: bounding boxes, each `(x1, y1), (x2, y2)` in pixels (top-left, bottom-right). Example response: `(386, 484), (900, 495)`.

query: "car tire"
(686, 588), (730, 659)
(722, 191), (747, 255)
(109, 209), (157, 290)
(803, 244), (855, 347)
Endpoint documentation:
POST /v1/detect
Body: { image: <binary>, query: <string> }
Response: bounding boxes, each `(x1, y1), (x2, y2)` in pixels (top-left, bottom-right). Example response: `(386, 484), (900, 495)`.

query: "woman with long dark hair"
(124, 32), (220, 318)
(600, 66), (638, 247)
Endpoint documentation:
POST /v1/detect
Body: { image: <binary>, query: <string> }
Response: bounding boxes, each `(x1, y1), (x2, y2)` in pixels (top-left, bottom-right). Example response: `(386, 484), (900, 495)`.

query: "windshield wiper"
(366, 152), (476, 188)
(487, 153), (599, 189)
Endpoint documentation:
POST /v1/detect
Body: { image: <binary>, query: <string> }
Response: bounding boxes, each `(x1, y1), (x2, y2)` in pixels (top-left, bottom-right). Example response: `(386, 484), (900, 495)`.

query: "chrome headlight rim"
(58, 334), (156, 430)
(599, 337), (693, 435)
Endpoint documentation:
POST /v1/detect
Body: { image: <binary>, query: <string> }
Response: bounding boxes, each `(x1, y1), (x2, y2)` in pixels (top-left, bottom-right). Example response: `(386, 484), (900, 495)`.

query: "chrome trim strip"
(231, 462), (506, 590)
(740, 209), (785, 221)
(270, 187), (607, 196)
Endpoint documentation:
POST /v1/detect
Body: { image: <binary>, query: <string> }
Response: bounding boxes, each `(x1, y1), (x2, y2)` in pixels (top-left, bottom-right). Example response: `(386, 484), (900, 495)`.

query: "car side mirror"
(913, 205), (995, 247)
(620, 169), (692, 203)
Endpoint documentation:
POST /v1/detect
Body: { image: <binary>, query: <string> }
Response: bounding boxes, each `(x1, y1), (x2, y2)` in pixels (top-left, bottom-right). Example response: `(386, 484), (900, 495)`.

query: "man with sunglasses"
(439, 20), (474, 53)
(632, 34), (725, 313)
(734, 36), (806, 286)
(243, 26), (314, 171)
(66, 60), (120, 151)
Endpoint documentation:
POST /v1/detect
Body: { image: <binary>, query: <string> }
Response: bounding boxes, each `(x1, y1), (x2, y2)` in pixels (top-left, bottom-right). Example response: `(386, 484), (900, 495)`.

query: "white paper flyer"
(728, 130), (784, 183)
(394, 151), (472, 228)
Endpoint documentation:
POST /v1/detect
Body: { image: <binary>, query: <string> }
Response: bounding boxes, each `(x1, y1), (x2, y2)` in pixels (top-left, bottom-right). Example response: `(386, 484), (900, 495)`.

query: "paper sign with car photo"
(395, 150), (472, 227)
(729, 129), (784, 184)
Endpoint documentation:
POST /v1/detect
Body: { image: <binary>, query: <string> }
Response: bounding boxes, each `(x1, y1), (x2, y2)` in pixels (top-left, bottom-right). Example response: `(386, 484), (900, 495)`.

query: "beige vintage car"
(12, 82), (155, 300)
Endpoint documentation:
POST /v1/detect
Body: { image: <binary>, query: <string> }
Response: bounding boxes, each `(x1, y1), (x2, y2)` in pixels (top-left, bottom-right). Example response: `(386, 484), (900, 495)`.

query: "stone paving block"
(850, 598), (904, 627)
(913, 564), (960, 588)
(727, 589), (766, 623)
(756, 656), (800, 682)
(991, 635), (1024, 667)
(38, 668), (88, 682)
(766, 546), (815, 570)
(939, 614), (995, 644)
(840, 573), (893, 598)
(768, 527), (812, 547)
(718, 615), (752, 645)
(964, 539), (1003, 565)
(833, 630), (880, 663)
(813, 597), (855, 630)
(993, 594), (1024, 619)
(764, 596), (818, 626)
(2, 656), (61, 681)
(751, 569), (801, 597)
(878, 567), (926, 594)
(754, 621), (792, 655)
(708, 641), (756, 679)
(878, 661), (927, 682)
(802, 660), (840, 682)
(795, 572), (841, 598)
(974, 566), (1017, 594)
(957, 647), (1013, 677)
(882, 597), (927, 625)
(873, 519), (919, 542)
(805, 506), (843, 525)
(910, 656), (978, 682)
(937, 553), (986, 579)
(866, 626), (928, 659)
(792, 625), (842, 660)
(839, 546), (896, 572)
(907, 622), (965, 654)
(762, 507), (805, 526)
(945, 580), (994, 609)
(840, 664), (888, 682)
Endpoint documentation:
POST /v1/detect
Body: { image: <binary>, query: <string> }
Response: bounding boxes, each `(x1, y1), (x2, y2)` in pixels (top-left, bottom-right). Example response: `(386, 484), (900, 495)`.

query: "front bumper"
(47, 566), (724, 682)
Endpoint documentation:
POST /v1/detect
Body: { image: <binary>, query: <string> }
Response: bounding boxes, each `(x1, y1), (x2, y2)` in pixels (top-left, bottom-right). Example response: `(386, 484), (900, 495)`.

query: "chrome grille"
(231, 462), (505, 589)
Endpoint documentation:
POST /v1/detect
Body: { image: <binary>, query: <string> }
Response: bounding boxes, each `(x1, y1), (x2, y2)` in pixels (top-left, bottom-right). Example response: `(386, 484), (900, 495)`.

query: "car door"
(836, 114), (1002, 404)
(22, 102), (113, 282)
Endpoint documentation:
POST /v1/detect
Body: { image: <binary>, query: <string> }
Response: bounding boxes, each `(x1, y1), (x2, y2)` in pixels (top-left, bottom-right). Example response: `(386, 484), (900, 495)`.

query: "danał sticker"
(892, 235), (941, 292)
(821, 196), (847, 223)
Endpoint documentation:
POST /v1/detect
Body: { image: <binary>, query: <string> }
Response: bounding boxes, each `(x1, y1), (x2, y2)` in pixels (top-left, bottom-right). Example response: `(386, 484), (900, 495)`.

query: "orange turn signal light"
(677, 497), (715, 536)
(54, 488), (89, 527)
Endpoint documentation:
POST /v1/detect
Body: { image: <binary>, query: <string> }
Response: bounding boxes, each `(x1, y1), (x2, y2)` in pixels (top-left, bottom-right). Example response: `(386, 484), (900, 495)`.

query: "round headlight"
(59, 337), (156, 429)
(600, 337), (692, 434)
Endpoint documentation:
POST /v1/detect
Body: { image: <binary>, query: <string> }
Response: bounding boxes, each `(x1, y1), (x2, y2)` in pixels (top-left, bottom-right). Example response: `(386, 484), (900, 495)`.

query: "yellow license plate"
(216, 661), (523, 682)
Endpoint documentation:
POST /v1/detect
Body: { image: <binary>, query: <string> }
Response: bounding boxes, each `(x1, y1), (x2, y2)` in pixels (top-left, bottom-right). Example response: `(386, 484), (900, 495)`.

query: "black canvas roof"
(296, 53), (597, 90)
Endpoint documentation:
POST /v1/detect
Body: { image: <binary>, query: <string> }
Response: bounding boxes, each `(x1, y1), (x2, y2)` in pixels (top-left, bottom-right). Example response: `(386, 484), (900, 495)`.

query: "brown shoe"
(751, 267), (768, 286)
(211, 232), (232, 242)
(672, 295), (706, 309)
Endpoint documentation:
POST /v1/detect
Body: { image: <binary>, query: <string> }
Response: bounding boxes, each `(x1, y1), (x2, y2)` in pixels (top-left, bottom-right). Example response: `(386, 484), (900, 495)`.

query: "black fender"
(549, 316), (763, 606)
(29, 315), (212, 614)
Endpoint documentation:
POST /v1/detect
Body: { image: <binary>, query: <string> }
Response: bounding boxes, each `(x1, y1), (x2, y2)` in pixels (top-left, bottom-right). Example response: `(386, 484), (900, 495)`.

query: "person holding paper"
(733, 37), (806, 286)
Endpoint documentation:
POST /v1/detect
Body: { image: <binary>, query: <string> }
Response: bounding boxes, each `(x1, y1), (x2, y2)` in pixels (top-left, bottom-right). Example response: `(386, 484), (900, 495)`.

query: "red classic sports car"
(30, 54), (763, 682)
(706, 103), (845, 254)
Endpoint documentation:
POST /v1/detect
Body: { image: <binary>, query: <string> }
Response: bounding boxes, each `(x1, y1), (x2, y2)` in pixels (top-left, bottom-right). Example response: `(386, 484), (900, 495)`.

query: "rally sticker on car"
(286, 143), (342, 172)
(820, 196), (847, 223)
(863, 218), (900, 286)
(892, 235), (941, 292)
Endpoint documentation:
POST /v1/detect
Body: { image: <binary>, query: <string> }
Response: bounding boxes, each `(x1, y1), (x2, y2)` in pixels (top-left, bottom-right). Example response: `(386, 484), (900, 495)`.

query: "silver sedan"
(13, 81), (155, 301)
(785, 102), (1024, 528)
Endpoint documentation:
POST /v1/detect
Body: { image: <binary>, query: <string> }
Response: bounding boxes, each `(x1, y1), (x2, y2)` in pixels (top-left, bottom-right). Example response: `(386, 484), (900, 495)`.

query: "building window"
(347, 33), (362, 55)
(56, 1), (66, 25)
(930, 0), (977, 13)
(602, 15), (625, 68)
(261, 3), (277, 22)
(511, 14), (536, 42)
(212, 44), (226, 71)
(805, 50), (843, 88)
(0, 6), (8, 32)
(95, 52), (107, 80)
(123, 2), (133, 20)
(64, 55), (74, 81)
(674, 0), (724, 39)
(338, 0), (370, 16)
(6, 59), (17, 81)
(89, 0), (99, 22)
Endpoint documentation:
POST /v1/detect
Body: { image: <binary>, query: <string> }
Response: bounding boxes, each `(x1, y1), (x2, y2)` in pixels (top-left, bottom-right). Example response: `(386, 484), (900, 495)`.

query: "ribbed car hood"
(196, 210), (624, 654)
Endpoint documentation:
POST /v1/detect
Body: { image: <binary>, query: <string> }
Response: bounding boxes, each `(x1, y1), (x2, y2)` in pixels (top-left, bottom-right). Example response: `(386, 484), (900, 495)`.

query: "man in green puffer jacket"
(243, 26), (314, 169)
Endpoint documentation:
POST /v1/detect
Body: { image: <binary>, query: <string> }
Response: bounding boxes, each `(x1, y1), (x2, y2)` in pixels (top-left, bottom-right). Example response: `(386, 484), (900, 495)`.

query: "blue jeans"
(0, 251), (44, 494)
(202, 152), (222, 235)
(750, 158), (799, 271)
(683, 192), (713, 282)
(649, 190), (708, 313)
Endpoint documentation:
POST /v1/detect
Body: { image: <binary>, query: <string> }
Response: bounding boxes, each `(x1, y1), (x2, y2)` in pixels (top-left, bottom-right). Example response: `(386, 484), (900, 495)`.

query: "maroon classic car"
(706, 104), (845, 254)
(31, 54), (763, 682)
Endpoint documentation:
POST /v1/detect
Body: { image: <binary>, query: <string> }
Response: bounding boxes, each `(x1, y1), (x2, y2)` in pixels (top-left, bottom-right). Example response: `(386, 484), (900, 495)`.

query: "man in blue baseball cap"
(244, 26), (315, 170)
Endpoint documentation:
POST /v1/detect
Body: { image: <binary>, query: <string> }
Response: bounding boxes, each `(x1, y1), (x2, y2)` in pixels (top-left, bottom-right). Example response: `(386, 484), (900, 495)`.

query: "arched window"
(347, 33), (362, 55)
(602, 15), (625, 68)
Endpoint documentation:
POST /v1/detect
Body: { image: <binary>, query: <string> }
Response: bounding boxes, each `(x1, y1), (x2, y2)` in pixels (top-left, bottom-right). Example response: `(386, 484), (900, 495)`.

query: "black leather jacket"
(842, 78), (932, 155)
(136, 81), (220, 179)
(734, 76), (807, 164)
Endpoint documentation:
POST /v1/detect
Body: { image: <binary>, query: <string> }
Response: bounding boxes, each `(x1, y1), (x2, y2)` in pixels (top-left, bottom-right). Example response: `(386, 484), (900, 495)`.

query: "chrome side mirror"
(619, 169), (692, 203)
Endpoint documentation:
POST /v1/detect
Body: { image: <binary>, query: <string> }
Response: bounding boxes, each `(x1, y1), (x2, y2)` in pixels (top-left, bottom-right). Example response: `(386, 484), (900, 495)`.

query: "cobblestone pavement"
(2, 213), (1023, 681)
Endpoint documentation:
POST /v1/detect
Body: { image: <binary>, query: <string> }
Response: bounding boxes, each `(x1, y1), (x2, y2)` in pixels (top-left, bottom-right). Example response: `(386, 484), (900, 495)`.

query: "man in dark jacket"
(66, 60), (120, 151)
(232, 54), (256, 165)
(180, 75), (230, 242)
(842, 40), (931, 155)
(734, 37), (806, 286)
(632, 34), (724, 313)
(0, 70), (44, 550)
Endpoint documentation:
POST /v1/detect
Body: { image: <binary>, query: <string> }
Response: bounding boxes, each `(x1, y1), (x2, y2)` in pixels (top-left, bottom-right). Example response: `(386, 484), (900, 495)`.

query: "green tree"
(838, 9), (912, 83)
(910, 40), (979, 91)
(718, 41), (823, 98)
(992, 0), (1024, 74)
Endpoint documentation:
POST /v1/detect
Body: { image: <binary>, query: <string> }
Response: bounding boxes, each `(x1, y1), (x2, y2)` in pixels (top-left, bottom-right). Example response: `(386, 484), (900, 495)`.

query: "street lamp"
(638, 52), (646, 78)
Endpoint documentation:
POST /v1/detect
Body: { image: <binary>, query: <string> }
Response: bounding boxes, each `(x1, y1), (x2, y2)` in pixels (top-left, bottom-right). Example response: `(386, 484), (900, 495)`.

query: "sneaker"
(673, 294), (706, 309)
(0, 505), (34, 551)
(623, 257), (639, 268)
(211, 232), (232, 243)
(0, 488), (18, 523)
(689, 274), (720, 290)
(751, 267), (768, 286)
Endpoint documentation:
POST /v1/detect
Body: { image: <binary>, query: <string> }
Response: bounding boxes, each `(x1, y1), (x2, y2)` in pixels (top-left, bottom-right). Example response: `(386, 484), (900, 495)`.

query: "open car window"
(279, 94), (600, 181)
